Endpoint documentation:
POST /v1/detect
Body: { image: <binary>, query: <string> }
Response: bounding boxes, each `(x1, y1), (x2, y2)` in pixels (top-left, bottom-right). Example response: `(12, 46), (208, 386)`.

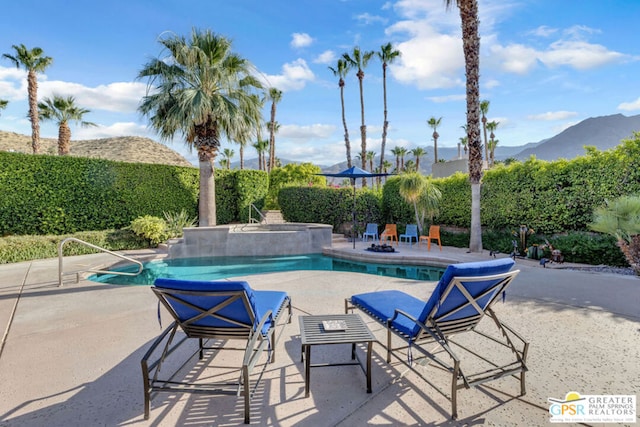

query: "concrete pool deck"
(0, 238), (638, 426)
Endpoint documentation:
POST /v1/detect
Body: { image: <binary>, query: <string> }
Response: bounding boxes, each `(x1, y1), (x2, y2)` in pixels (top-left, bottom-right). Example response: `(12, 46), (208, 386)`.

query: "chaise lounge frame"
(141, 280), (292, 424)
(346, 266), (528, 419)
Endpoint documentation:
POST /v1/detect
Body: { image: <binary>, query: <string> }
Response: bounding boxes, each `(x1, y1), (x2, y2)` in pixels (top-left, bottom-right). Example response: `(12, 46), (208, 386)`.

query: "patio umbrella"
(319, 166), (389, 249)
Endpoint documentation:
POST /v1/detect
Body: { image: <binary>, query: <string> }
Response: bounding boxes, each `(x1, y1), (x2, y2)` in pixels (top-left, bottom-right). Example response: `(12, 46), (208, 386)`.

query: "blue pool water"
(89, 253), (445, 285)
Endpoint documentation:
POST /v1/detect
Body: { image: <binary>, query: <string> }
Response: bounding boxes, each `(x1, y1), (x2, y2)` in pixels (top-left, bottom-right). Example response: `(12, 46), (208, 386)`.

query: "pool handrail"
(57, 237), (143, 287)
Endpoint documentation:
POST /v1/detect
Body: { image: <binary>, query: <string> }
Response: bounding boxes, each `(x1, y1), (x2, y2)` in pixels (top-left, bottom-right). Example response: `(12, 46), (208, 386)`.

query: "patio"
(0, 240), (638, 426)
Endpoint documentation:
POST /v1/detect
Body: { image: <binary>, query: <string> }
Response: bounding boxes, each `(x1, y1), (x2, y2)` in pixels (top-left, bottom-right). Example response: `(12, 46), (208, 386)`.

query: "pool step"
(262, 210), (286, 224)
(332, 233), (349, 244)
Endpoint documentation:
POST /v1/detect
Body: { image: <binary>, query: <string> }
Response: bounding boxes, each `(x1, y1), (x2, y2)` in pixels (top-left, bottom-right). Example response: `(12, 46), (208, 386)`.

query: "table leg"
(304, 345), (311, 397)
(351, 342), (356, 360)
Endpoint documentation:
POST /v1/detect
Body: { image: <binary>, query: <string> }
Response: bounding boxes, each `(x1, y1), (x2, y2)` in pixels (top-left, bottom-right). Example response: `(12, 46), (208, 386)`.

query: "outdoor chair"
(379, 224), (398, 246)
(362, 223), (379, 242)
(141, 278), (292, 424)
(345, 258), (528, 419)
(419, 225), (442, 251)
(399, 224), (419, 245)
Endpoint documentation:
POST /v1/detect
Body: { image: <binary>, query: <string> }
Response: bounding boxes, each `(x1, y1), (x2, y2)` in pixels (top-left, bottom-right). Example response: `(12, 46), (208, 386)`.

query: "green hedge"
(0, 152), (269, 235)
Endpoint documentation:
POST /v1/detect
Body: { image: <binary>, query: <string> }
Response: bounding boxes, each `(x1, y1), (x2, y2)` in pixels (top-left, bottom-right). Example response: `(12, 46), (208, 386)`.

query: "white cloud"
(528, 25), (558, 38)
(489, 43), (540, 74)
(290, 33), (314, 49)
(387, 20), (463, 89)
(355, 13), (387, 25)
(618, 97), (640, 111)
(526, 111), (578, 121)
(314, 50), (337, 64)
(39, 81), (146, 112)
(540, 40), (625, 70)
(262, 59), (315, 92)
(427, 94), (466, 103)
(279, 123), (335, 139)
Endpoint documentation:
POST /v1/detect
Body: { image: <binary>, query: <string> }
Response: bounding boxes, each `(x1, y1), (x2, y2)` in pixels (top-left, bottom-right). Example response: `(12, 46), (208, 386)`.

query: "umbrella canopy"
(318, 166), (390, 249)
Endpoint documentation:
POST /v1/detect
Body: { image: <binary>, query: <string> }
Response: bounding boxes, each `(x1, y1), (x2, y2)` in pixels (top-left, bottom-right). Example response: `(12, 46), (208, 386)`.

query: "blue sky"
(2, 0), (639, 166)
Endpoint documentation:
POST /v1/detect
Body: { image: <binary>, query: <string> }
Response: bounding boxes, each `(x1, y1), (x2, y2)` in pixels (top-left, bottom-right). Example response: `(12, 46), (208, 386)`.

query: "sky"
(1, 0), (640, 167)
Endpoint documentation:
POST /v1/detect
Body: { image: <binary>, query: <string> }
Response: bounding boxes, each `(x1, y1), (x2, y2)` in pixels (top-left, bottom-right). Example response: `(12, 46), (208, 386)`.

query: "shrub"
(164, 209), (197, 238)
(130, 216), (169, 246)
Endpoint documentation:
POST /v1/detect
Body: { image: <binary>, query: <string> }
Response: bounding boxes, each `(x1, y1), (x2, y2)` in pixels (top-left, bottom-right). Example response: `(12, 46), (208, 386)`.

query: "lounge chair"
(419, 225), (442, 251)
(399, 224), (419, 245)
(362, 223), (379, 242)
(379, 224), (398, 246)
(141, 278), (292, 424)
(345, 258), (528, 419)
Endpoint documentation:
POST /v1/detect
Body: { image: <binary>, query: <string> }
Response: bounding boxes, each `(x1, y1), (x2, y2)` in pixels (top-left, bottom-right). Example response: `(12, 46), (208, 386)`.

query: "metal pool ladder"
(58, 237), (144, 287)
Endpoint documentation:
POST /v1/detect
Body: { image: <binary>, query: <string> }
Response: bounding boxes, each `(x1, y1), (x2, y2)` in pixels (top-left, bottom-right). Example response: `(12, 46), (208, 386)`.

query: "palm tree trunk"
(58, 122), (71, 155)
(268, 104), (276, 172)
(340, 86), (352, 168)
(379, 64), (388, 174)
(460, 0), (483, 252)
(27, 70), (40, 154)
(358, 73), (367, 187)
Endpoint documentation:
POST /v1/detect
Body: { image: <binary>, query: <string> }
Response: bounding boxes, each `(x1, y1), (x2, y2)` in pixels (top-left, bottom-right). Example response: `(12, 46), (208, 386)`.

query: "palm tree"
(589, 195), (640, 275)
(138, 28), (263, 226)
(486, 120), (499, 167)
(265, 87), (282, 172)
(411, 146), (427, 171)
(459, 136), (468, 157)
(266, 120), (280, 170)
(0, 99), (8, 115)
(218, 158), (229, 169)
(398, 146), (408, 172)
(3, 44), (53, 154)
(391, 146), (403, 173)
(427, 117), (442, 163)
(38, 95), (96, 155)
(328, 58), (352, 168)
(377, 42), (401, 175)
(222, 147), (234, 170)
(398, 173), (442, 234)
(445, 0), (483, 252)
(480, 99), (490, 166)
(366, 150), (376, 172)
(343, 46), (375, 187)
(253, 139), (269, 171)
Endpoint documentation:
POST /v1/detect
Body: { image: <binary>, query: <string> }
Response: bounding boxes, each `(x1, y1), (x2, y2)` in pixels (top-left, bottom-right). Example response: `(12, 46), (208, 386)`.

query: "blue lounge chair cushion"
(352, 258), (515, 337)
(154, 278), (287, 334)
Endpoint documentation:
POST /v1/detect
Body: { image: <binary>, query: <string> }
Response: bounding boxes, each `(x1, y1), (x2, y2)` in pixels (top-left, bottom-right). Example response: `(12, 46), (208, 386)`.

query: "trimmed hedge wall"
(0, 152), (269, 235)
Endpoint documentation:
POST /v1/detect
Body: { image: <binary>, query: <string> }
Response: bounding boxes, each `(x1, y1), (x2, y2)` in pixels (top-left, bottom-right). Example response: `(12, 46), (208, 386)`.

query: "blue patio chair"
(142, 278), (292, 424)
(362, 223), (379, 242)
(399, 224), (419, 245)
(345, 258), (528, 419)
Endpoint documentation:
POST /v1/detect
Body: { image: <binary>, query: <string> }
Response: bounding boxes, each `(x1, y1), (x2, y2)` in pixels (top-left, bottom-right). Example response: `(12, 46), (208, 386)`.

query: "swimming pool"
(89, 253), (446, 285)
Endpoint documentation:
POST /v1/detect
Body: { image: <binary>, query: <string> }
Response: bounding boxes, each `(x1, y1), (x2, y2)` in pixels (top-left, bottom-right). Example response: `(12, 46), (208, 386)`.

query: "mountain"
(513, 113), (640, 161)
(0, 131), (193, 167)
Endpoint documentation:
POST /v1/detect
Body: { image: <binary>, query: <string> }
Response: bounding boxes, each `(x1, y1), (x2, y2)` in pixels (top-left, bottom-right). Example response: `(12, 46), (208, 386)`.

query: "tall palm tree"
(253, 139), (269, 171)
(3, 44), (53, 154)
(486, 120), (499, 167)
(411, 146), (427, 171)
(398, 146), (409, 172)
(377, 42), (401, 175)
(328, 58), (352, 168)
(427, 117), (442, 163)
(343, 46), (375, 187)
(445, 0), (483, 252)
(38, 95), (96, 155)
(265, 87), (282, 172)
(366, 150), (376, 172)
(138, 28), (263, 226)
(459, 136), (468, 157)
(222, 147), (234, 170)
(391, 146), (403, 173)
(480, 99), (490, 166)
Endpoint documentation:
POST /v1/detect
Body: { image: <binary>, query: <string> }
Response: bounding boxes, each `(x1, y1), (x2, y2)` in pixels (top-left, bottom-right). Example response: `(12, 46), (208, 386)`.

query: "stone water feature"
(167, 223), (334, 259)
